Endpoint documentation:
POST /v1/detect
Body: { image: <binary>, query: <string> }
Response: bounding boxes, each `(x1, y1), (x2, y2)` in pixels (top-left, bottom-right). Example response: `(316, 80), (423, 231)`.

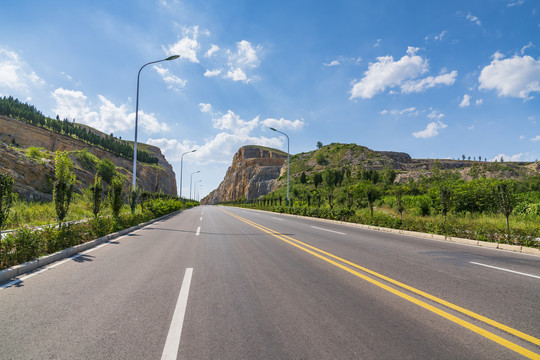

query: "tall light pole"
(180, 149), (196, 199)
(270, 127), (289, 206)
(132, 55), (180, 192)
(190, 170), (200, 200)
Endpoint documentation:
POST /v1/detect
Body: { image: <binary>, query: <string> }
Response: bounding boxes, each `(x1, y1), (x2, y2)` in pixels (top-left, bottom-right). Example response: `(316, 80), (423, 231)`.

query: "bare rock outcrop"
(201, 146), (287, 205)
(0, 115), (177, 200)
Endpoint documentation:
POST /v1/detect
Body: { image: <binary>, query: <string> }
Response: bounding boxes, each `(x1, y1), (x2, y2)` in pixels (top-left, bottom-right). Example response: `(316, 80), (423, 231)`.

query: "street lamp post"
(180, 149), (196, 199)
(270, 127), (289, 206)
(132, 55), (180, 193)
(190, 170), (200, 200)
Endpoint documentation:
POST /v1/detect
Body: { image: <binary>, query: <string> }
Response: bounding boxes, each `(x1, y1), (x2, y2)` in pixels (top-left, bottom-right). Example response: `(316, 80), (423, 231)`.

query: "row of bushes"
(0, 198), (192, 270)
(245, 205), (539, 248)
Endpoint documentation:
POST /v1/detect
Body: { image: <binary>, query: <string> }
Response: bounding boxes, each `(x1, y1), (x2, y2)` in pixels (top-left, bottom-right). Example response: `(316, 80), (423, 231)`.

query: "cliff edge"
(201, 146), (287, 205)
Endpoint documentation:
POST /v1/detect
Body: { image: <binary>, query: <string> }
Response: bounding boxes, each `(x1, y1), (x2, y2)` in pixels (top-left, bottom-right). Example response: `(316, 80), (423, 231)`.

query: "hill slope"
(0, 115), (177, 200)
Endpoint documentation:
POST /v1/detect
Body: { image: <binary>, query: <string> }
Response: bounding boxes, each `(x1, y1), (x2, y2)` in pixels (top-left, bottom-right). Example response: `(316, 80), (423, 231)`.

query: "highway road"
(1, 205), (539, 359)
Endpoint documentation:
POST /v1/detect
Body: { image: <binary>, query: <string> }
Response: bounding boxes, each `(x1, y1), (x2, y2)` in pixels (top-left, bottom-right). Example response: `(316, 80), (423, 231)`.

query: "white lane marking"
(310, 226), (346, 235)
(470, 262), (540, 279)
(200, 217), (203, 221)
(0, 240), (118, 290)
(196, 227), (200, 236)
(271, 217), (284, 221)
(161, 268), (193, 360)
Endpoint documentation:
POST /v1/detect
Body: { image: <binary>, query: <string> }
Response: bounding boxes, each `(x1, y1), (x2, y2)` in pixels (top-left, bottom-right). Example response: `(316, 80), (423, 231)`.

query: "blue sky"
(1, 0), (539, 198)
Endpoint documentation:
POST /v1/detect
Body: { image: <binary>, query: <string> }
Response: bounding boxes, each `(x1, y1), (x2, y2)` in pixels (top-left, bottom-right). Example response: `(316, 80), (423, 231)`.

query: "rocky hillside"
(0, 115), (177, 200)
(202, 142), (539, 204)
(201, 146), (287, 205)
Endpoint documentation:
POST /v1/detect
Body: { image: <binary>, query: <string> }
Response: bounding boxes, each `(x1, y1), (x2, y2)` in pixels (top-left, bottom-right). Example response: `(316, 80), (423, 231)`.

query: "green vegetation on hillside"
(226, 143), (540, 248)
(0, 96), (158, 164)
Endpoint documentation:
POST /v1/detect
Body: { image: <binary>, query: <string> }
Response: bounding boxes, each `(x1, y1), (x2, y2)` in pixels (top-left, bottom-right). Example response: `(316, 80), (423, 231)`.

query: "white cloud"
(261, 117), (305, 130)
(205, 44), (220, 58)
(198, 103), (213, 113)
(466, 13), (481, 26)
(413, 120), (447, 138)
(413, 110), (446, 138)
(475, 99), (483, 105)
(52, 88), (169, 134)
(350, 47), (456, 99)
(204, 69), (222, 77)
(380, 107), (418, 116)
(425, 30), (447, 42)
(459, 94), (471, 107)
(507, 0), (524, 7)
(148, 106), (302, 165)
(401, 70), (457, 93)
(479, 53), (540, 100)
(226, 68), (248, 82)
(0, 48), (44, 94)
(153, 65), (186, 91)
(531, 135), (540, 142)
(164, 26), (202, 63)
(374, 39), (382, 48)
(491, 153), (524, 162)
(324, 60), (340, 67)
(521, 42), (533, 55)
(225, 40), (262, 83)
(351, 47), (428, 99)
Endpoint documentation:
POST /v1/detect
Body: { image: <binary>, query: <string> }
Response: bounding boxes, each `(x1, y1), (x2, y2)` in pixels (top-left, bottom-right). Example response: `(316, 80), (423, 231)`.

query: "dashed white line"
(271, 217), (284, 221)
(196, 226), (201, 236)
(470, 262), (540, 279)
(160, 268), (193, 360)
(310, 226), (346, 235)
(200, 217), (203, 221)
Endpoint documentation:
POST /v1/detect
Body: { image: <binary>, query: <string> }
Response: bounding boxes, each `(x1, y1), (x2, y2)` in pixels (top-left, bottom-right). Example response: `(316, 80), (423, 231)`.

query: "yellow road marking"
(223, 209), (540, 360)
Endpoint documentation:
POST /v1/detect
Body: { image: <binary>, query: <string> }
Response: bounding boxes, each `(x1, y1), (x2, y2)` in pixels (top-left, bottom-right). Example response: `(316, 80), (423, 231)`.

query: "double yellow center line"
(223, 209), (540, 359)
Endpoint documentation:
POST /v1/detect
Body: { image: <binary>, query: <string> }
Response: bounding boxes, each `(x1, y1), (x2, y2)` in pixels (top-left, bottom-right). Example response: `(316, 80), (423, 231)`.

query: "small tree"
(439, 185), (453, 225)
(394, 186), (405, 221)
(313, 173), (322, 188)
(299, 172), (307, 184)
(97, 158), (116, 183)
(316, 141), (323, 149)
(366, 185), (379, 217)
(108, 176), (124, 219)
(497, 181), (516, 239)
(89, 175), (103, 218)
(53, 151), (76, 224)
(0, 172), (14, 237)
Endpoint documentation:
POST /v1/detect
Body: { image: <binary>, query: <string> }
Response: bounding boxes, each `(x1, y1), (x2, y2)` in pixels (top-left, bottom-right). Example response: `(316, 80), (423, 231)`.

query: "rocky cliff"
(201, 146), (287, 205)
(0, 115), (177, 200)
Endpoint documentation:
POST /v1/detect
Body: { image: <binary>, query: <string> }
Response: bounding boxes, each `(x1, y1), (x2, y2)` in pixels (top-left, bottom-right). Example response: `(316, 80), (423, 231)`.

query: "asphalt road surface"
(1, 205), (539, 359)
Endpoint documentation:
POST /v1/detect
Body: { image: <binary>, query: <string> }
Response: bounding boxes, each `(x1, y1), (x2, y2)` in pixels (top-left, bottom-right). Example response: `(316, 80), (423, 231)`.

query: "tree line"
(0, 96), (158, 164)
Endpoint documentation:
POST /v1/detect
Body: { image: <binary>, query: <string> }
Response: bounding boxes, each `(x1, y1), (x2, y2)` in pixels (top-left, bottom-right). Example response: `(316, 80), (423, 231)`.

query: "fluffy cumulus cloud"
(479, 52), (540, 100)
(225, 40), (262, 83)
(52, 88), (169, 134)
(0, 48), (44, 96)
(164, 26), (202, 63)
(350, 47), (456, 99)
(413, 111), (447, 138)
(148, 105), (303, 165)
(531, 135), (540, 142)
(491, 153), (525, 162)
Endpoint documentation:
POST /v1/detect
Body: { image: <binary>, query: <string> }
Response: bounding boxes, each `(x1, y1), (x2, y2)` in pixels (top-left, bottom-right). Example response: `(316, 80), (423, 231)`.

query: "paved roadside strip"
(227, 207), (540, 256)
(0, 209), (184, 286)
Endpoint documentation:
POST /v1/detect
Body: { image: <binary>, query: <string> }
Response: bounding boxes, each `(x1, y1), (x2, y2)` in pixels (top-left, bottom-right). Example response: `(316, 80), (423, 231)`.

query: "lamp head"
(269, 127), (277, 131)
(165, 55), (180, 61)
